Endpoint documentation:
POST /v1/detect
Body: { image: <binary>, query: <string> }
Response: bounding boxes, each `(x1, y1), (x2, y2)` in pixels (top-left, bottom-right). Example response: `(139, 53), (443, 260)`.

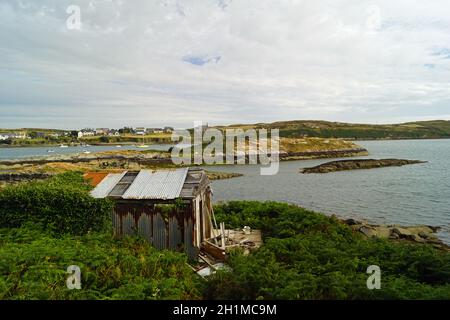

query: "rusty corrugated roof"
(84, 172), (110, 187)
(122, 168), (188, 200)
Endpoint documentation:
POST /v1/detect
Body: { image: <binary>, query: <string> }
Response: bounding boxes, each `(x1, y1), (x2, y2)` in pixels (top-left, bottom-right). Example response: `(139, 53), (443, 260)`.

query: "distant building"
(135, 127), (146, 135)
(95, 128), (110, 136)
(164, 126), (174, 133)
(79, 129), (96, 137)
(108, 129), (120, 136)
(18, 132), (27, 139)
(1, 132), (27, 139)
(146, 128), (164, 134)
(0, 133), (13, 140)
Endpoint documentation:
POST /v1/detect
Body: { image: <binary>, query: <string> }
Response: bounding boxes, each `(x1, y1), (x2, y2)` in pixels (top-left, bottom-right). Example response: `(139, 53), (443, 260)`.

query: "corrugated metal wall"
(112, 202), (197, 259)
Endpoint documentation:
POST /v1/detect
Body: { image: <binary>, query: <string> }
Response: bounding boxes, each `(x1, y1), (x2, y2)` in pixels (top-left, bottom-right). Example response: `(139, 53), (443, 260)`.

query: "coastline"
(337, 216), (449, 251)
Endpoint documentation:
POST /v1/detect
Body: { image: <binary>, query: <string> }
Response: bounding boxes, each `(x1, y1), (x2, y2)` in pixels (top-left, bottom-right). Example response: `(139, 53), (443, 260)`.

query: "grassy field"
(280, 137), (362, 153)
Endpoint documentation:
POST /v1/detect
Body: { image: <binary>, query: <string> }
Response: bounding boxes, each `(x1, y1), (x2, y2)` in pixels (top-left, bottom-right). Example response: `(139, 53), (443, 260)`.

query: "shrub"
(0, 225), (202, 300)
(207, 201), (450, 300)
(0, 172), (113, 235)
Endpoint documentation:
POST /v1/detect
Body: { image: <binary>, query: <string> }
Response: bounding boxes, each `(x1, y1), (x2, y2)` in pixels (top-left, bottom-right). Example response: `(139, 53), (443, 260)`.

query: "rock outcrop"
(340, 218), (448, 251)
(300, 158), (426, 173)
(206, 171), (243, 180)
(281, 148), (368, 161)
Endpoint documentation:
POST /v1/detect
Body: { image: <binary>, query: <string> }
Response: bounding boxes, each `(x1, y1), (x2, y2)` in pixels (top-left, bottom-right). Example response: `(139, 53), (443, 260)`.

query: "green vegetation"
(0, 176), (449, 300)
(219, 120), (450, 140)
(78, 134), (172, 145)
(0, 172), (113, 235)
(0, 172), (201, 300)
(207, 201), (450, 299)
(0, 226), (201, 299)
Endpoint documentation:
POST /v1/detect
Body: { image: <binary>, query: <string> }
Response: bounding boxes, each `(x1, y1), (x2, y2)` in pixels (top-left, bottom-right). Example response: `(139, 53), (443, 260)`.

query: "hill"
(217, 120), (450, 140)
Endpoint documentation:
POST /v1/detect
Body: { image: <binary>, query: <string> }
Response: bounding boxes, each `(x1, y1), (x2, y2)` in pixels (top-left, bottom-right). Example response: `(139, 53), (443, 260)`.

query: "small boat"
(59, 144), (68, 148)
(47, 149), (55, 153)
(82, 150), (91, 154)
(116, 145), (122, 148)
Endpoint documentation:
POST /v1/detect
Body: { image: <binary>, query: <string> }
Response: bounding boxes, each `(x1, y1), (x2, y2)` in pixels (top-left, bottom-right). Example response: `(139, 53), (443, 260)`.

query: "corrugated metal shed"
(90, 171), (127, 198)
(86, 168), (212, 260)
(122, 168), (188, 200)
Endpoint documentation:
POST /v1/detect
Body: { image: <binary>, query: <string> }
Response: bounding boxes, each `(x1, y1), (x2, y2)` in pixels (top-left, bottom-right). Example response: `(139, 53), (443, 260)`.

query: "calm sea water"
(205, 139), (450, 244)
(0, 144), (173, 160)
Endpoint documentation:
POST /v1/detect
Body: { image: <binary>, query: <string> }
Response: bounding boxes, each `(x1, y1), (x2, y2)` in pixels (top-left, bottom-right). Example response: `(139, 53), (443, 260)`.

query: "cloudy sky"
(1, 0), (450, 129)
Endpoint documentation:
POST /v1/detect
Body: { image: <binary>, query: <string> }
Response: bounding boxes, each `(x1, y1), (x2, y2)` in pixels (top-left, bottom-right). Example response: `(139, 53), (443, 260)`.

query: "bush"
(0, 225), (202, 300)
(99, 136), (110, 143)
(206, 201), (450, 300)
(0, 172), (113, 235)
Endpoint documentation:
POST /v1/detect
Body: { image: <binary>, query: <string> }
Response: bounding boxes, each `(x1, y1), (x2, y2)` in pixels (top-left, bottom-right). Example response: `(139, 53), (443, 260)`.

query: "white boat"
(59, 144), (68, 148)
(47, 149), (55, 153)
(116, 145), (122, 148)
(82, 150), (91, 154)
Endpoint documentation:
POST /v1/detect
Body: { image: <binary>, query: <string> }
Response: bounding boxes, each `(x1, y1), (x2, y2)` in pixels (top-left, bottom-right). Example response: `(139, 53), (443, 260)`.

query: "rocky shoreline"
(280, 148), (368, 161)
(340, 217), (449, 251)
(205, 171), (243, 180)
(340, 216), (450, 251)
(301, 158), (426, 173)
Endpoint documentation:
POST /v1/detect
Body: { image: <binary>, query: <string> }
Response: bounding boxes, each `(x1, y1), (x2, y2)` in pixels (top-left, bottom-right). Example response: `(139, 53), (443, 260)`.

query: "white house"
(135, 127), (146, 135)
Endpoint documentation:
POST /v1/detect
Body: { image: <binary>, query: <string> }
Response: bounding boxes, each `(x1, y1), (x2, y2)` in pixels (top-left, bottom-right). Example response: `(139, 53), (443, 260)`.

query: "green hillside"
(218, 120), (450, 140)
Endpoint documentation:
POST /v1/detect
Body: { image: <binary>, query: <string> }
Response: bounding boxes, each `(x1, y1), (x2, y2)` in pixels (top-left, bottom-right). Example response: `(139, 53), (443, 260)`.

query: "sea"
(205, 139), (450, 244)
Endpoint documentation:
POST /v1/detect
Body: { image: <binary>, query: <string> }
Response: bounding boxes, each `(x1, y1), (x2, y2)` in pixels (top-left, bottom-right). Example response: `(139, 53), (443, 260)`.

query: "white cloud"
(0, 0), (449, 129)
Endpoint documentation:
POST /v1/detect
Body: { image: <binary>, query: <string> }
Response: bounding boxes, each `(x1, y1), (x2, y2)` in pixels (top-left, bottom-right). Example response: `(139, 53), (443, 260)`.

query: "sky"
(1, 0), (450, 129)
